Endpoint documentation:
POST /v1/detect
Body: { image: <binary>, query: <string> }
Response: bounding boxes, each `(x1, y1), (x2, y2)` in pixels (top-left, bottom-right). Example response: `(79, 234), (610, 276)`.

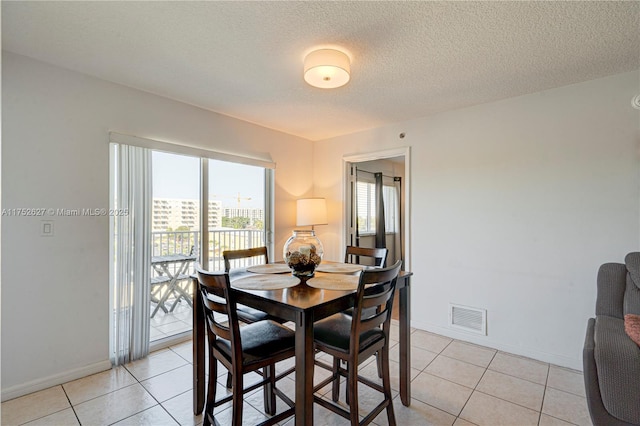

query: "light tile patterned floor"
(1, 321), (593, 426)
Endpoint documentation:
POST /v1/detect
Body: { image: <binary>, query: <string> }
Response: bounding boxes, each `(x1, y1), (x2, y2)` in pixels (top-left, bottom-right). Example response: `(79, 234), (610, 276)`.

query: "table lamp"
(296, 198), (328, 230)
(283, 198), (327, 276)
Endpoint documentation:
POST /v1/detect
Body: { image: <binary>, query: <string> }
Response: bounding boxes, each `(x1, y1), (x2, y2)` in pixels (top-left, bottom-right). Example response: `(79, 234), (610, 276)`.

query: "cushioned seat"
(314, 313), (385, 353)
(214, 320), (295, 366)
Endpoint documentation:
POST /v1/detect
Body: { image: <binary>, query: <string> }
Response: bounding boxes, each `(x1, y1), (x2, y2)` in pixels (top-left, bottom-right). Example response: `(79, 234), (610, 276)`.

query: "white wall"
(1, 52), (313, 399)
(313, 71), (640, 369)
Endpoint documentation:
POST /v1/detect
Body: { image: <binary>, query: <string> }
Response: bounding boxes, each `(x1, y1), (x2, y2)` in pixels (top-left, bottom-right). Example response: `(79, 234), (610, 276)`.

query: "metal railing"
(151, 229), (265, 270)
(152, 231), (199, 257)
(149, 229), (265, 342)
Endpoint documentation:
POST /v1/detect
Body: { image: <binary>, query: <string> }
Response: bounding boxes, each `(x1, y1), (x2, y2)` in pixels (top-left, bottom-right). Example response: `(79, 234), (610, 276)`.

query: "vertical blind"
(355, 181), (398, 234)
(110, 143), (153, 365)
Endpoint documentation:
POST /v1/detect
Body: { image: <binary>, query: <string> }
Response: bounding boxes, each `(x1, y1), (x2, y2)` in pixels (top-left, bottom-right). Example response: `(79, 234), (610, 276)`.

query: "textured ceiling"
(3, 1), (639, 141)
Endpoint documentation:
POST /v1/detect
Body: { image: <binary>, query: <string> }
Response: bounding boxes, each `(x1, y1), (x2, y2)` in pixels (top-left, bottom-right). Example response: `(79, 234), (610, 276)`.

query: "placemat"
(232, 274), (300, 290)
(315, 263), (364, 274)
(306, 272), (360, 291)
(246, 264), (291, 274)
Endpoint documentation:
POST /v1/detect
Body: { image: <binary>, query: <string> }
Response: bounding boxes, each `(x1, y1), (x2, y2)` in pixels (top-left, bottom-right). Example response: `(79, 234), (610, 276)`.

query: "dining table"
(192, 262), (413, 426)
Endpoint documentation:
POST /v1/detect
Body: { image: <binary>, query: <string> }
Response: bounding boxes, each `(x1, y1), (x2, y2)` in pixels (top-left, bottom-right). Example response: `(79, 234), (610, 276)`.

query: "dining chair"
(223, 246), (268, 271)
(344, 245), (390, 377)
(344, 245), (388, 267)
(223, 247), (285, 324)
(313, 260), (402, 426)
(196, 267), (296, 426)
(222, 247), (287, 388)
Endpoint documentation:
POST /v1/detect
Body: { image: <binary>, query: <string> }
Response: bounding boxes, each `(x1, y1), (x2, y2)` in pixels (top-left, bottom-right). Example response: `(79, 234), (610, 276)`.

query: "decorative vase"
(283, 230), (323, 276)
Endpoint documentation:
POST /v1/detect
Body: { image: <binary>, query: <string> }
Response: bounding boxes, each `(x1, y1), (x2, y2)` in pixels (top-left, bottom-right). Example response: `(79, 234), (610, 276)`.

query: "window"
(356, 181), (398, 234)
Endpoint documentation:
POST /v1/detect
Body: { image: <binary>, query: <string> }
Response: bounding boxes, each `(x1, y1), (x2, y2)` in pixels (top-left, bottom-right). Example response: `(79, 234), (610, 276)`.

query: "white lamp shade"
(304, 49), (350, 89)
(296, 198), (328, 226)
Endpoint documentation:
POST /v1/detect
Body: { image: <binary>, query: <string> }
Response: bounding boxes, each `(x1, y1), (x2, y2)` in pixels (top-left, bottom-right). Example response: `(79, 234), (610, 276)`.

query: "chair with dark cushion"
(343, 245), (390, 378)
(344, 245), (388, 268)
(223, 247), (282, 324)
(196, 267), (295, 426)
(223, 246), (288, 325)
(313, 260), (402, 426)
(222, 247), (288, 388)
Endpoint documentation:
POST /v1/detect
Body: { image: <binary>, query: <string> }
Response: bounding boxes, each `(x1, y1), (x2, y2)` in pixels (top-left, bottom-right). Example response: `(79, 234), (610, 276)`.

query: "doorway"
(343, 147), (410, 271)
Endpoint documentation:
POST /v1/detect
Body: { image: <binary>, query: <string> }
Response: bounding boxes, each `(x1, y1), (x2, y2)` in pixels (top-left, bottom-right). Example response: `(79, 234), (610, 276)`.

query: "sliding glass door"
(110, 134), (274, 360)
(148, 154), (269, 344)
(149, 151), (201, 342)
(206, 159), (266, 271)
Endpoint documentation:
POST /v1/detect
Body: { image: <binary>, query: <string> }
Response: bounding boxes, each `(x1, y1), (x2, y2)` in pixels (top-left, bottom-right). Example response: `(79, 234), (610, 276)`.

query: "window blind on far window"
(356, 181), (375, 234)
(355, 181), (398, 234)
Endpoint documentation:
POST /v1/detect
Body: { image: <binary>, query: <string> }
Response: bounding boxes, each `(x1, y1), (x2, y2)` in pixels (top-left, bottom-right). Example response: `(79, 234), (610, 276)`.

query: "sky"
(152, 151), (264, 209)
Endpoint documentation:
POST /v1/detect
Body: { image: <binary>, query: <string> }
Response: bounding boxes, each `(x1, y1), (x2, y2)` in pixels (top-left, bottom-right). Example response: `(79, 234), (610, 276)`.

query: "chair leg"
(376, 352), (383, 378)
(204, 345), (218, 426)
(345, 360), (350, 405)
(348, 361), (359, 426)
(331, 357), (340, 402)
(263, 364), (277, 415)
(231, 369), (244, 426)
(226, 371), (232, 389)
(380, 345), (396, 426)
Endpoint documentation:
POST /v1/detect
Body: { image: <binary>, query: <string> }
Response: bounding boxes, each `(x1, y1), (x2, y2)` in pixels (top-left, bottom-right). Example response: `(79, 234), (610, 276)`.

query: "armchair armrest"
(596, 263), (627, 319)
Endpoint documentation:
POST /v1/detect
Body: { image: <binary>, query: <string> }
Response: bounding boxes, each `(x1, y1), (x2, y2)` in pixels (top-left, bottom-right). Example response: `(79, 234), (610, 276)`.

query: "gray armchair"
(583, 252), (640, 426)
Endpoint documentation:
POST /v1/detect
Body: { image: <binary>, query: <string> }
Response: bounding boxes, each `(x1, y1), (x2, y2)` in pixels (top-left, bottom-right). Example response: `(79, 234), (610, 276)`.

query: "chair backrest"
(344, 246), (388, 267)
(195, 266), (242, 356)
(223, 246), (269, 272)
(350, 260), (402, 351)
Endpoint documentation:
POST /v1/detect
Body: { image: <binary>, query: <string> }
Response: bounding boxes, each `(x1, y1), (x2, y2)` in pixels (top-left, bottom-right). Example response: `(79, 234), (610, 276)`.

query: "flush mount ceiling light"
(304, 49), (350, 89)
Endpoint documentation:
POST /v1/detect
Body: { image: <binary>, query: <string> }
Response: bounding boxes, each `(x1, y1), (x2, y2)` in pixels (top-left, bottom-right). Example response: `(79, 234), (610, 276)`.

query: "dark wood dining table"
(192, 265), (413, 426)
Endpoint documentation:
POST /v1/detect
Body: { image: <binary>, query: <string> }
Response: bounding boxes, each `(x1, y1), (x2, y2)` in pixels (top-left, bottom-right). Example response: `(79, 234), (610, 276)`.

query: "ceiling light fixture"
(304, 49), (350, 89)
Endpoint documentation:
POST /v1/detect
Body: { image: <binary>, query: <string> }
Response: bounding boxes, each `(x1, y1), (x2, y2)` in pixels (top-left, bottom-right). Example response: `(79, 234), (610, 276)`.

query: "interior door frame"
(343, 147), (411, 271)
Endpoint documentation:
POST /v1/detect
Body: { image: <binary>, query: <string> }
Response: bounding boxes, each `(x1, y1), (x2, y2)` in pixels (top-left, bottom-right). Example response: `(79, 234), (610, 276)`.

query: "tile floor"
(2, 321), (592, 426)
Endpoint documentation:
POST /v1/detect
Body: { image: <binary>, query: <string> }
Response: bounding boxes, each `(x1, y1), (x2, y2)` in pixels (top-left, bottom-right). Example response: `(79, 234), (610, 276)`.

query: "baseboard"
(1, 359), (113, 402)
(411, 320), (583, 371)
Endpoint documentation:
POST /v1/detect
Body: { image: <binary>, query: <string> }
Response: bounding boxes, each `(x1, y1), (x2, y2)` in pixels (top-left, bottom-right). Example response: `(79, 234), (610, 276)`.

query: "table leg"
(193, 278), (205, 414)
(295, 311), (314, 426)
(399, 275), (411, 406)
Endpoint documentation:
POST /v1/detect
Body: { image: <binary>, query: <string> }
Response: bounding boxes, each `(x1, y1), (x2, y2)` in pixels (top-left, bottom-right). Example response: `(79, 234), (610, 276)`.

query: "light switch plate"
(41, 220), (54, 237)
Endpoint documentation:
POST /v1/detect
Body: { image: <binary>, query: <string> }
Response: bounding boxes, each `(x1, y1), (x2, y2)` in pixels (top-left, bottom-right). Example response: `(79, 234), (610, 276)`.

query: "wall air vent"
(449, 303), (487, 335)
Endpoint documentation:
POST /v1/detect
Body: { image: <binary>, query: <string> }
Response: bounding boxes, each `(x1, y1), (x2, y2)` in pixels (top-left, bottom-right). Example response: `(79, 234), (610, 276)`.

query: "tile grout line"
(109, 358), (182, 426)
(453, 347), (499, 425)
(16, 385), (81, 426)
(536, 364), (551, 426)
(60, 385), (83, 426)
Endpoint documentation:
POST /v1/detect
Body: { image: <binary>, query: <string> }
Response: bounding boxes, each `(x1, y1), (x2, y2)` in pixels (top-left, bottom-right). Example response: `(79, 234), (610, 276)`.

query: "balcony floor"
(150, 299), (193, 343)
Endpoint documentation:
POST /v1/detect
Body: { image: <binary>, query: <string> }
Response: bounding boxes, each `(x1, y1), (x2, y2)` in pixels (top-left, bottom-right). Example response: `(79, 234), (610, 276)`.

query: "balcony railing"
(151, 229), (265, 271)
(149, 229), (265, 342)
